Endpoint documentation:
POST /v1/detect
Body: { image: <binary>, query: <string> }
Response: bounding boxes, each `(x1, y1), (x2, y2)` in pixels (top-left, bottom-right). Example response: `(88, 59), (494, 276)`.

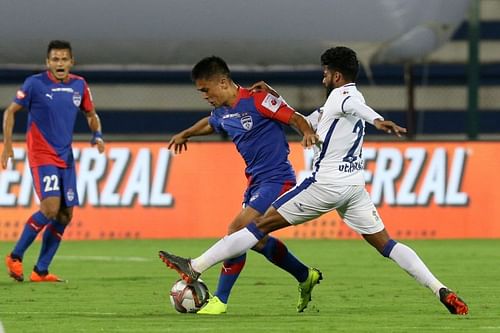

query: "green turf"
(0, 239), (498, 333)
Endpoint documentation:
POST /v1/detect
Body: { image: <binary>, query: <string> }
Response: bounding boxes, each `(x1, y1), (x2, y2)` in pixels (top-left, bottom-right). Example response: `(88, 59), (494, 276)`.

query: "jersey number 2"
(342, 119), (364, 163)
(43, 175), (60, 192)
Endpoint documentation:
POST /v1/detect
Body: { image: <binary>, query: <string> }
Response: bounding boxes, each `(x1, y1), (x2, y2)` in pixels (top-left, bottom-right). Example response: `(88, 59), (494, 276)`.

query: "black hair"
(320, 46), (359, 82)
(47, 40), (72, 57)
(191, 56), (231, 81)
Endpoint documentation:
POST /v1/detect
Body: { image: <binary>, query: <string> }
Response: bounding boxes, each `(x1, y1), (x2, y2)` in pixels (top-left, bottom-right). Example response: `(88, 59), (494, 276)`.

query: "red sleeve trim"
(252, 91), (294, 124)
(81, 80), (95, 112)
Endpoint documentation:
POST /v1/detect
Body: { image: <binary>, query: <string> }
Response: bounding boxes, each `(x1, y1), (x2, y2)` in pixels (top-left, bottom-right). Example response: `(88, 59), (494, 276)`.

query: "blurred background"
(0, 0), (497, 141)
(1, 0), (499, 240)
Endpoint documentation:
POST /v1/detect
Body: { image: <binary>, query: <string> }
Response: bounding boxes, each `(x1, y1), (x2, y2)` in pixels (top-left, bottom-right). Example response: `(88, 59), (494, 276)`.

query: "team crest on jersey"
(241, 115), (253, 130)
(72, 92), (82, 107)
(67, 188), (75, 202)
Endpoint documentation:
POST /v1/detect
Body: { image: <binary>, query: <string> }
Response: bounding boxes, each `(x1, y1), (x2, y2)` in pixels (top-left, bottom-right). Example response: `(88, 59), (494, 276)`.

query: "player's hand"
(301, 132), (320, 149)
(248, 81), (280, 98)
(1, 146), (13, 169)
(373, 119), (407, 137)
(168, 133), (188, 154)
(93, 139), (105, 153)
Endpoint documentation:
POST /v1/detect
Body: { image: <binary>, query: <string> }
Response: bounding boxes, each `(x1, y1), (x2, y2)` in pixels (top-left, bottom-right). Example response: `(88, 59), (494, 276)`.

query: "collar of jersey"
(46, 70), (72, 84)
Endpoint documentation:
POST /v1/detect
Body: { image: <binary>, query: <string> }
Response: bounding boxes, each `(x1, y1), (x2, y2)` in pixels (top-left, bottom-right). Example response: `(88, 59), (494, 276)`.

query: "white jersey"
(307, 83), (383, 185)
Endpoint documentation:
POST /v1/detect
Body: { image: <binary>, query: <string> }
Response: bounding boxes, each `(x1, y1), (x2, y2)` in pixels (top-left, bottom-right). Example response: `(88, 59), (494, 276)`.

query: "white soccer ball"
(169, 278), (209, 313)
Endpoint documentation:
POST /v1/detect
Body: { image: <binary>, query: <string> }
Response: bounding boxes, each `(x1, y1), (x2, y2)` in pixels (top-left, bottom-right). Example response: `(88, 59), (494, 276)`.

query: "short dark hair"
(47, 40), (72, 57)
(191, 56), (231, 81)
(320, 47), (359, 82)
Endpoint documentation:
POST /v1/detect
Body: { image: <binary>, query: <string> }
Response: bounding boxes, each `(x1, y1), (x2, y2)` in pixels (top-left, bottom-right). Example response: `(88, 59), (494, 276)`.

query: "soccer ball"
(169, 279), (209, 313)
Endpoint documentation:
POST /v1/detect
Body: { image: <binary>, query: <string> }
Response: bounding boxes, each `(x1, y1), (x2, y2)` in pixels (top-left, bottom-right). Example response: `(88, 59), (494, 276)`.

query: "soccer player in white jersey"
(159, 46), (468, 315)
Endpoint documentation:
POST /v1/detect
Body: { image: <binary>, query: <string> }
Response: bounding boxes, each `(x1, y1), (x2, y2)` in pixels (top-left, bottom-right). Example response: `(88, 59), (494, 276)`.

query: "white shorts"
(273, 178), (385, 235)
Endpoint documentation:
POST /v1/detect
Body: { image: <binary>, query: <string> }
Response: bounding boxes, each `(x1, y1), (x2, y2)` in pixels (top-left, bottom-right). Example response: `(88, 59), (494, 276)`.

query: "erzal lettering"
(0, 147), (173, 208)
(300, 146), (469, 207)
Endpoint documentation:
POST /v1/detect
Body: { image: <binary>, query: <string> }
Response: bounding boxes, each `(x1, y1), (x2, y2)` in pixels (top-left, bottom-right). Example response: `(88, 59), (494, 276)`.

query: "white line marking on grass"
(57, 255), (153, 262)
(0, 311), (118, 316)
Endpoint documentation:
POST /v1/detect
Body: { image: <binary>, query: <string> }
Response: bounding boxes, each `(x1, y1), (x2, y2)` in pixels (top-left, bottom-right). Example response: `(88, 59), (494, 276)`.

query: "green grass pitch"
(0, 239), (498, 333)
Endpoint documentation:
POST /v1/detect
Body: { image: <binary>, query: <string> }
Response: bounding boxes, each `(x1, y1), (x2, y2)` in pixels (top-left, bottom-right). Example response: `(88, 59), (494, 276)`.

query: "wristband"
(91, 131), (103, 144)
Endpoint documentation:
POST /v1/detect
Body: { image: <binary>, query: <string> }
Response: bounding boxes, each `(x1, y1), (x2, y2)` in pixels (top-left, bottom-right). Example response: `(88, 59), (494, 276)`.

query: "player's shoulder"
(68, 73), (87, 83)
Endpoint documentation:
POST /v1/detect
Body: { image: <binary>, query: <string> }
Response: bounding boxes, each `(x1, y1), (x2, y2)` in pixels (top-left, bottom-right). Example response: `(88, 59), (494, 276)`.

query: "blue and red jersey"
(13, 71), (94, 168)
(209, 87), (296, 186)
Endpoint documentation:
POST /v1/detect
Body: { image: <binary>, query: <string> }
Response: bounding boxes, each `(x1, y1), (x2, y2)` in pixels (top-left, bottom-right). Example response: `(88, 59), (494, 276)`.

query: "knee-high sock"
(191, 222), (263, 273)
(35, 221), (67, 273)
(214, 254), (247, 303)
(254, 236), (309, 283)
(12, 211), (51, 259)
(384, 240), (445, 296)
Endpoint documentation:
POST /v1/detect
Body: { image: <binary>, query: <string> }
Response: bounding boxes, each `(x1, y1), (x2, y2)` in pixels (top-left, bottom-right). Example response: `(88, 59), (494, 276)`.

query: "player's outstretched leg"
(5, 254), (24, 282)
(297, 267), (323, 312)
(439, 288), (468, 315)
(159, 250), (200, 283)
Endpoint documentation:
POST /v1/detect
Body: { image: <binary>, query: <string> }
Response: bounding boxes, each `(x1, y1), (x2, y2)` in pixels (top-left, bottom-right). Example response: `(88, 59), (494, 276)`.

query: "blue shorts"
(31, 165), (79, 207)
(243, 180), (295, 214)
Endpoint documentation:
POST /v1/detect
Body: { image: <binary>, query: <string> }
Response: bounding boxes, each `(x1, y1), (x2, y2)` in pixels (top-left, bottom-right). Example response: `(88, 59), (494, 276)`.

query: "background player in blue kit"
(159, 48), (469, 315)
(164, 56), (320, 314)
(2, 40), (105, 282)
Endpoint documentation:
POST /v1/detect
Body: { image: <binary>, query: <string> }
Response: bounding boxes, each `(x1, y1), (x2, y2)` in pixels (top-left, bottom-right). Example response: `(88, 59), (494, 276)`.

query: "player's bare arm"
(1, 102), (23, 169)
(85, 109), (105, 153)
(168, 116), (214, 154)
(373, 118), (407, 137)
(288, 113), (319, 148)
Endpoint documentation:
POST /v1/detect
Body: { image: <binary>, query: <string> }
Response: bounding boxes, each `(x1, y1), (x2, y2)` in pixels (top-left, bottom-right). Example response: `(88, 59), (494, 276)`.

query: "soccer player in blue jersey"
(164, 56), (320, 314)
(2, 40), (105, 282)
(159, 47), (468, 315)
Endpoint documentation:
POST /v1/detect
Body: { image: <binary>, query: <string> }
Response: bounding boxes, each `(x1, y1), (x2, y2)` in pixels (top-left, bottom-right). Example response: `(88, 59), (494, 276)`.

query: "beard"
(325, 84), (334, 99)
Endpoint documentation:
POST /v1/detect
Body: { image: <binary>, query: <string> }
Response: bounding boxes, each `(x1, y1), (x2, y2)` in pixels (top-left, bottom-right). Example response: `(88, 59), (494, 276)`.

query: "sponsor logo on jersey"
(72, 92), (82, 107)
(16, 90), (26, 99)
(241, 115), (253, 130)
(52, 87), (74, 93)
(262, 94), (281, 113)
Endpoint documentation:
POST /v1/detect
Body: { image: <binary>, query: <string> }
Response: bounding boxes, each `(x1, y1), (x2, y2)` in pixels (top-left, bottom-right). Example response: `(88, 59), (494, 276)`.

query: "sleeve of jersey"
(80, 81), (95, 112)
(13, 78), (32, 107)
(342, 96), (383, 125)
(253, 92), (294, 124)
(208, 111), (223, 133)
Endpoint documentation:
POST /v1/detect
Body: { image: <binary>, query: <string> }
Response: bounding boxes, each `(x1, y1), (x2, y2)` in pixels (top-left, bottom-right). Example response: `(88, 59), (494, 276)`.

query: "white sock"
(191, 227), (259, 273)
(389, 243), (446, 297)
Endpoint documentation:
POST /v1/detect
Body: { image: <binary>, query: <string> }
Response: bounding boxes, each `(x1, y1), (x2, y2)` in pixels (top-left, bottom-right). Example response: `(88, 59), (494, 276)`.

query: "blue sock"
(214, 253), (247, 304)
(35, 221), (67, 273)
(12, 211), (51, 259)
(255, 236), (309, 283)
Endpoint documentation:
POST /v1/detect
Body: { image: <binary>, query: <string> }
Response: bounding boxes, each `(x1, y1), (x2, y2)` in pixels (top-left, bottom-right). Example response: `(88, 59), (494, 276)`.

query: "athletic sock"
(191, 222), (262, 273)
(35, 221), (67, 272)
(387, 242), (445, 296)
(254, 236), (309, 282)
(12, 211), (51, 259)
(214, 254), (247, 303)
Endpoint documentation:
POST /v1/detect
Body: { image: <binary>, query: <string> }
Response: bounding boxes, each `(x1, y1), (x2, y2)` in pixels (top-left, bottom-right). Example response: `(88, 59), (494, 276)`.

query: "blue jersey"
(209, 87), (296, 186)
(13, 71), (94, 168)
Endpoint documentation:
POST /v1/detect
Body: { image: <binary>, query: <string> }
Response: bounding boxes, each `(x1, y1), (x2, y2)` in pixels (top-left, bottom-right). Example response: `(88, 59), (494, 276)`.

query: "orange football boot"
(30, 270), (65, 282)
(5, 254), (24, 282)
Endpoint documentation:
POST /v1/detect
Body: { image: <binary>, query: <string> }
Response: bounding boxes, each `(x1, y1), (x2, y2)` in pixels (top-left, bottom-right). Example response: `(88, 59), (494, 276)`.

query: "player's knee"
(40, 208), (58, 220)
(56, 211), (73, 225)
